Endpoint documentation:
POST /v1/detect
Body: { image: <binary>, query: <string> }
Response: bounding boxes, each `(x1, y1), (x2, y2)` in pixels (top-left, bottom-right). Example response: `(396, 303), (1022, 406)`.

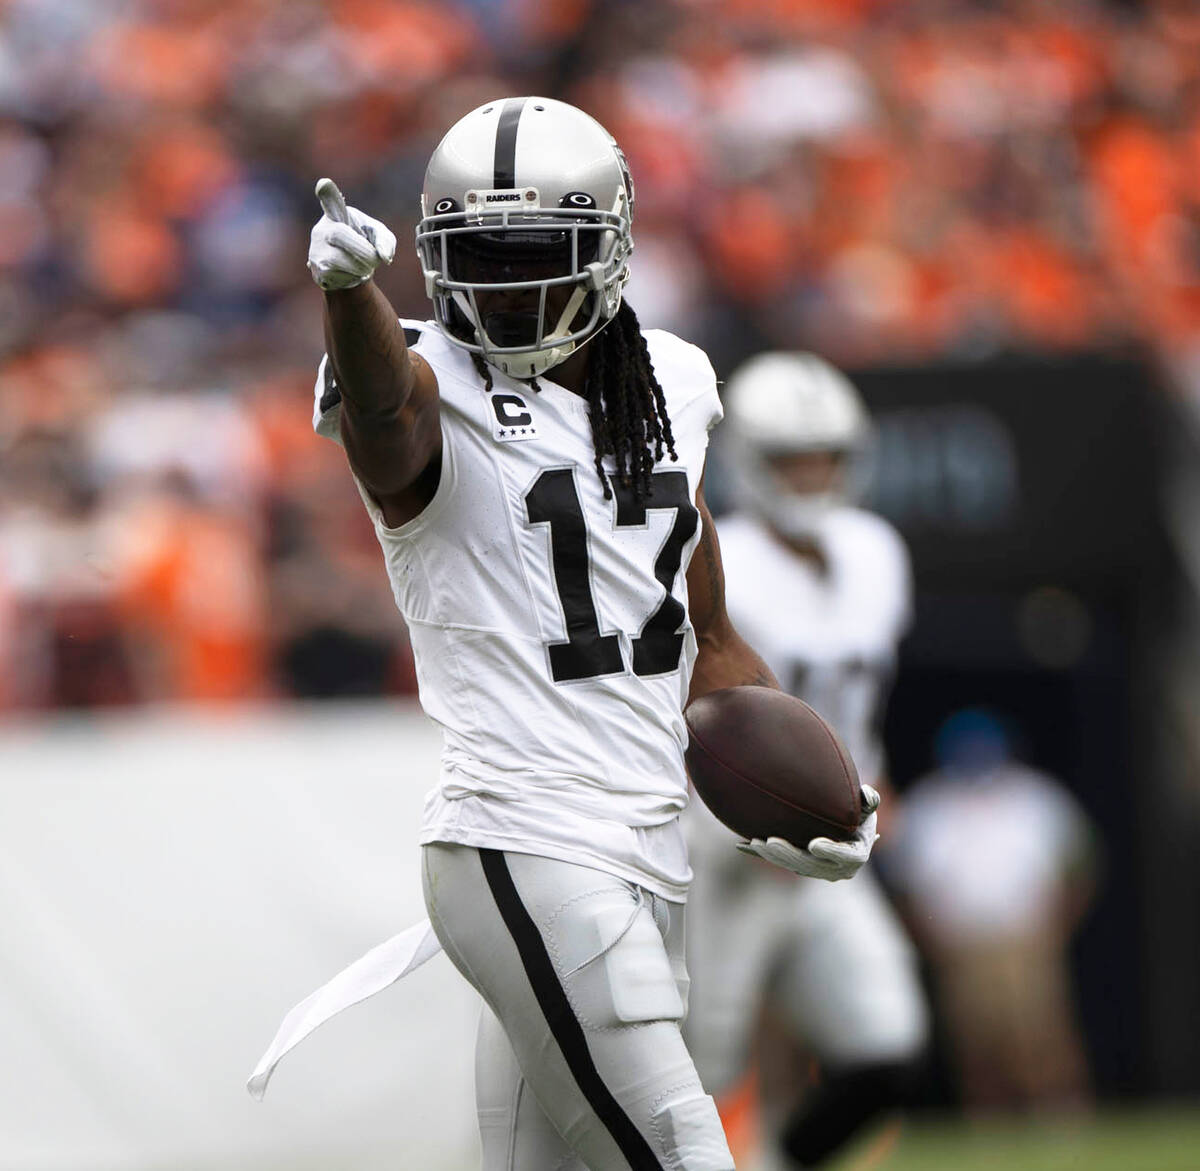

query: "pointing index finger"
(315, 177), (350, 225)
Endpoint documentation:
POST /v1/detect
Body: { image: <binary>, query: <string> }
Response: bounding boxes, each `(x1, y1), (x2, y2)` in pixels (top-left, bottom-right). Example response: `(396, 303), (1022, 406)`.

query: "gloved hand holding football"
(685, 686), (880, 882)
(307, 177), (397, 291)
(735, 784), (879, 880)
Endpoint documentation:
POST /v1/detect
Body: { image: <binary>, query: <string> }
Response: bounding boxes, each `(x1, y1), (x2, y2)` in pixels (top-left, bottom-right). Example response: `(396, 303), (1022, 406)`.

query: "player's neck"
(772, 529), (829, 575)
(546, 344), (590, 397)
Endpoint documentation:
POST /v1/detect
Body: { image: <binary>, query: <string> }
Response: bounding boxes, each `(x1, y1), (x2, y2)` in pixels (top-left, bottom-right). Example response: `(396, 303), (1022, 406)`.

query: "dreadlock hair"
(470, 300), (677, 503)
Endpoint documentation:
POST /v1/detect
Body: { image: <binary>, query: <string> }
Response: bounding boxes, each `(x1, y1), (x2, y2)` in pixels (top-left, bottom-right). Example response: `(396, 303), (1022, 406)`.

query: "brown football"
(684, 685), (862, 845)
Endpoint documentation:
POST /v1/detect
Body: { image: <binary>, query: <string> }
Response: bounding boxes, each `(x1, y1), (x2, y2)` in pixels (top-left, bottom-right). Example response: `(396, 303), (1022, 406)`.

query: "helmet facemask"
(746, 447), (858, 541)
(416, 192), (632, 380)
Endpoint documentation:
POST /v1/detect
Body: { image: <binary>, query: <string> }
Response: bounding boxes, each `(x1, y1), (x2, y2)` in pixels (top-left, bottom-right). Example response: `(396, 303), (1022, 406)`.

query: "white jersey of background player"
(250, 98), (881, 1171)
(684, 352), (929, 1170)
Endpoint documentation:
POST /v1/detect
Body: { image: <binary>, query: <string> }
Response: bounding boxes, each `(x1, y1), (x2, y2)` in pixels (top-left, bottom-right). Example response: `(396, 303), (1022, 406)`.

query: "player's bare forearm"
(324, 282), (412, 415)
(324, 282), (441, 497)
(690, 620), (779, 704)
(686, 490), (780, 705)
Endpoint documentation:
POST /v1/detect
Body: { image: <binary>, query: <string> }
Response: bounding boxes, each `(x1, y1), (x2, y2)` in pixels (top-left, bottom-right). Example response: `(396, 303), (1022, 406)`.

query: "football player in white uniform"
(298, 99), (880, 1171)
(684, 353), (929, 1169)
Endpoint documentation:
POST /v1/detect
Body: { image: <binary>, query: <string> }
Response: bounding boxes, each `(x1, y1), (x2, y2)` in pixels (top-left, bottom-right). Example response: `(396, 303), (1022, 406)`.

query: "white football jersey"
(315, 320), (722, 900)
(715, 508), (911, 785)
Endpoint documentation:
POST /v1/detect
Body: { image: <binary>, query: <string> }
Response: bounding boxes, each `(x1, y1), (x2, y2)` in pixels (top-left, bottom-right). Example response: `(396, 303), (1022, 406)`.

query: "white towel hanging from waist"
(247, 917), (442, 1100)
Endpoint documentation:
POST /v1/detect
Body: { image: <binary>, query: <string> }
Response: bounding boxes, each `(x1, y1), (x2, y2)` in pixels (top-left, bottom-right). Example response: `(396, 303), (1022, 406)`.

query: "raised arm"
(310, 180), (442, 527)
(686, 485), (780, 703)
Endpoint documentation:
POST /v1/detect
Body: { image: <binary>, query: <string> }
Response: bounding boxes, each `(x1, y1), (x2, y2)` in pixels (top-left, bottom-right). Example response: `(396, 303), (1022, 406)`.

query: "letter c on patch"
(492, 394), (533, 427)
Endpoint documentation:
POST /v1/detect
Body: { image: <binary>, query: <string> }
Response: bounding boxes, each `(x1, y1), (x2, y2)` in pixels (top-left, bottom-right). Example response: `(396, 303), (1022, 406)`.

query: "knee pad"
(650, 1086), (735, 1171)
(780, 1059), (923, 1168)
(548, 887), (684, 1030)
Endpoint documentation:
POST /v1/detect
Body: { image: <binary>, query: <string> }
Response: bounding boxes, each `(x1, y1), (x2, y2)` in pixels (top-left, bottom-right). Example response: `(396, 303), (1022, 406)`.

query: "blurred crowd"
(2, 0), (1200, 710)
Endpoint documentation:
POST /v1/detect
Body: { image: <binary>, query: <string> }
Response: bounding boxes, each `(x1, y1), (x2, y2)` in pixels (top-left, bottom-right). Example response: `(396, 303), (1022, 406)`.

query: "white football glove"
(307, 177), (396, 291)
(736, 784), (881, 881)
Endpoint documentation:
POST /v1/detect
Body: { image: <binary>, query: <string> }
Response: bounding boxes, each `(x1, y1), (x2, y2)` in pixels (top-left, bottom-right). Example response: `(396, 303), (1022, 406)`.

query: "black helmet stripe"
(493, 97), (527, 189)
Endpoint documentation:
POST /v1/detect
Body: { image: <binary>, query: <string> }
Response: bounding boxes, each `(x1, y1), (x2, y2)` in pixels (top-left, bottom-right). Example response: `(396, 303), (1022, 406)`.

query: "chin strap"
(547, 282), (591, 344)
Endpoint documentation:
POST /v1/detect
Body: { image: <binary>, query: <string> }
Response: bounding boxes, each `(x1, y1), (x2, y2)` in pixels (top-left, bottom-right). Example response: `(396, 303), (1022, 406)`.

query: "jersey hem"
(417, 826), (689, 903)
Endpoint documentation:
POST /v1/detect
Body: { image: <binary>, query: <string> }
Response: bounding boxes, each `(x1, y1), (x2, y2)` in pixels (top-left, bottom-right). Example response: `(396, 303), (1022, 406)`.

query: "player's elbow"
(692, 612), (734, 671)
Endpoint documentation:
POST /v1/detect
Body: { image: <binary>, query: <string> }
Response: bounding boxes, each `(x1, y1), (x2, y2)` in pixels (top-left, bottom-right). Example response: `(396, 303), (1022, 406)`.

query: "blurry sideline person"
(890, 709), (1098, 1115)
(0, 431), (137, 708)
(684, 353), (928, 1169)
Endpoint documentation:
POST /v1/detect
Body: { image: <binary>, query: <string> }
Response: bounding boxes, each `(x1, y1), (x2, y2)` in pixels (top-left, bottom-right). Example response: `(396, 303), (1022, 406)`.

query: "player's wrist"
(321, 278), (374, 298)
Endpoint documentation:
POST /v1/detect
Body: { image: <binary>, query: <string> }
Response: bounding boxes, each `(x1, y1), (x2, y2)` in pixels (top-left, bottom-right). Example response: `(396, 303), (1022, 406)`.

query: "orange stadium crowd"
(1, 0), (1199, 709)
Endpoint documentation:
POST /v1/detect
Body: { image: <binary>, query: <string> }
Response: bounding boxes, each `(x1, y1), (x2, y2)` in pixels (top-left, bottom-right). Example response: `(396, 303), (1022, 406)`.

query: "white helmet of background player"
(724, 351), (872, 539)
(416, 97), (634, 379)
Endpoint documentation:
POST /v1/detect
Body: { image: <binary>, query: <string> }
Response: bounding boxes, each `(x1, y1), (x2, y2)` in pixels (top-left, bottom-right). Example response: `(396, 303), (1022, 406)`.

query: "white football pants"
(422, 843), (736, 1171)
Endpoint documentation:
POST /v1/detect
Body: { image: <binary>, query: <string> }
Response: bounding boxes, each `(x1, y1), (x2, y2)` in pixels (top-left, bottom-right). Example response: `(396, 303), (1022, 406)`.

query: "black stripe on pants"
(478, 848), (665, 1171)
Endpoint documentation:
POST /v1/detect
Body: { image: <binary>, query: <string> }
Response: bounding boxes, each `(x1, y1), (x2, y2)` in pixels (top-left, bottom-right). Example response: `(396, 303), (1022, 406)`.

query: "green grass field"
(828, 1108), (1200, 1171)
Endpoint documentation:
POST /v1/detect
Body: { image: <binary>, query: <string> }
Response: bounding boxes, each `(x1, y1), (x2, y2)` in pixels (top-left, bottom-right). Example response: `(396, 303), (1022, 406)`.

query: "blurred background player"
(889, 709), (1099, 1116)
(684, 352), (929, 1169)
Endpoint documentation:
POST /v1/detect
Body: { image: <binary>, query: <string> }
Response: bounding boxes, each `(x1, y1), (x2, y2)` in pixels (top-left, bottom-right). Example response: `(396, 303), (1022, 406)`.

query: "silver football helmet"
(416, 97), (634, 379)
(724, 351), (872, 538)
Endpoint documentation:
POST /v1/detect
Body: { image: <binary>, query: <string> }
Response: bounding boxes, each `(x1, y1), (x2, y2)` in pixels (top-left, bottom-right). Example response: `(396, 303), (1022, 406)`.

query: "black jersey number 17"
(525, 468), (699, 682)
